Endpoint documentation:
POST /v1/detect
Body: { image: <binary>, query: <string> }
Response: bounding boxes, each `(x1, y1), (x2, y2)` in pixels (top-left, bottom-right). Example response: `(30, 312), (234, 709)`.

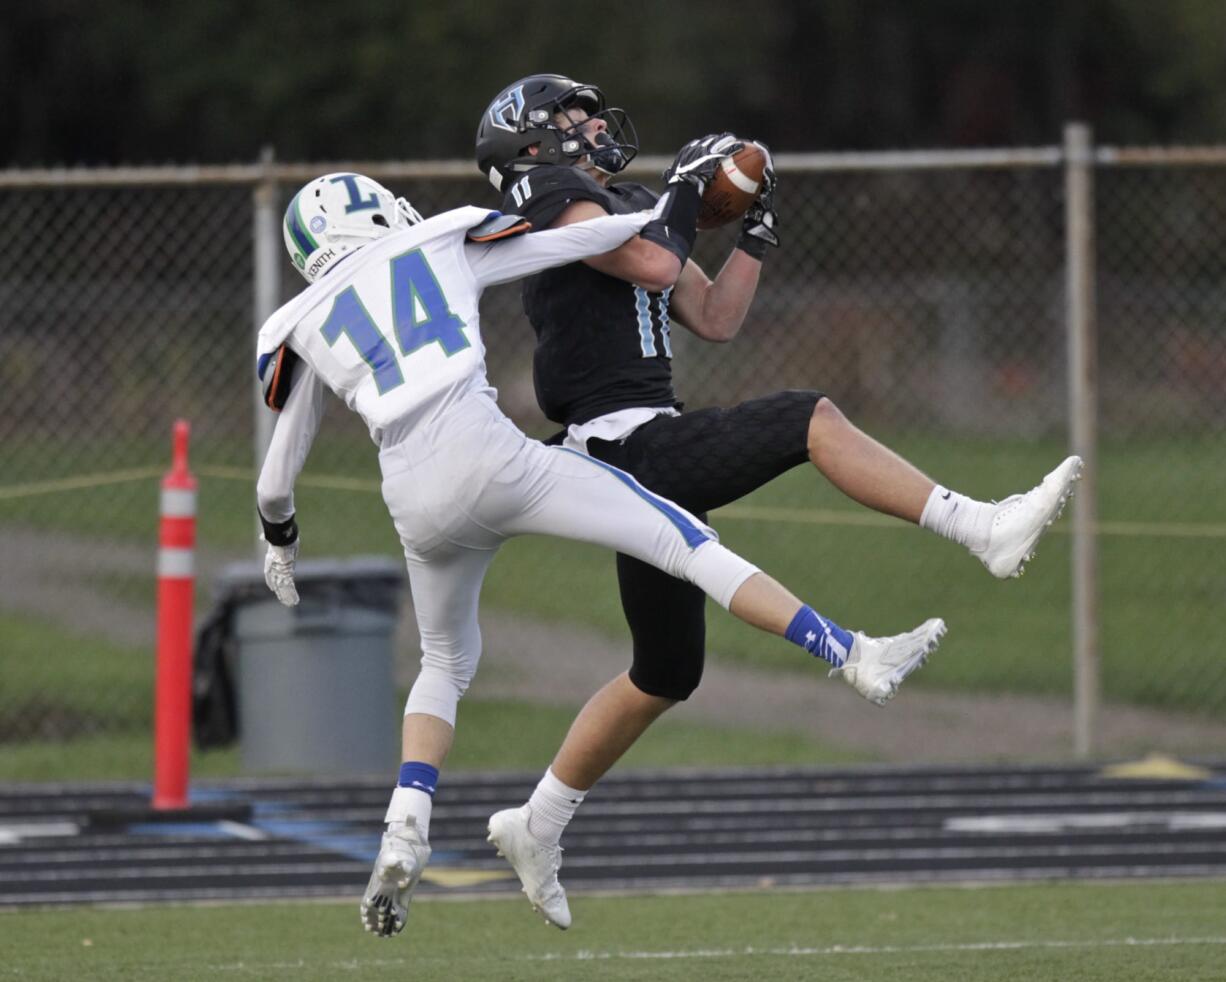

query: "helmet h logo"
(488, 85), (526, 133)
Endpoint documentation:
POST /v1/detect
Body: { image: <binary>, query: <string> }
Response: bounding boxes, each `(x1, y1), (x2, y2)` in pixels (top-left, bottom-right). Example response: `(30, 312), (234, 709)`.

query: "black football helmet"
(475, 74), (639, 191)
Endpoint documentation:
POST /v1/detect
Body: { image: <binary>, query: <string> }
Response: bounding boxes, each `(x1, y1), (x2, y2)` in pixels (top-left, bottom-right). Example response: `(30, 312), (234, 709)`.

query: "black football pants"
(585, 389), (822, 700)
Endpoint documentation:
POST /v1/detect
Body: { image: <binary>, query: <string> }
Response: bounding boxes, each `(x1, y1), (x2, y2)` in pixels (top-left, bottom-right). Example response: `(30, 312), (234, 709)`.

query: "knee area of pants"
(784, 388), (823, 408)
(417, 654), (476, 691)
(629, 666), (702, 702)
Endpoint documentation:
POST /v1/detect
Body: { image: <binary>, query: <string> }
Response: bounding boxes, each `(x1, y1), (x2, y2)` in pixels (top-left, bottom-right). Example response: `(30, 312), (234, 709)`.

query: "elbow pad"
(639, 183), (701, 265)
(258, 344), (300, 412)
(467, 212), (532, 242)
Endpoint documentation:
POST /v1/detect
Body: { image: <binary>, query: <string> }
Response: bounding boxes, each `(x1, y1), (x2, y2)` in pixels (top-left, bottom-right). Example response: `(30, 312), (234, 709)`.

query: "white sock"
(920, 485), (994, 552)
(384, 785), (433, 840)
(526, 768), (586, 846)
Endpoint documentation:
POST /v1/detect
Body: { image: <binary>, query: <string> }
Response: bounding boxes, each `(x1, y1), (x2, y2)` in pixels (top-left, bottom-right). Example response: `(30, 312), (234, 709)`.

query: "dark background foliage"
(6, 0), (1226, 167)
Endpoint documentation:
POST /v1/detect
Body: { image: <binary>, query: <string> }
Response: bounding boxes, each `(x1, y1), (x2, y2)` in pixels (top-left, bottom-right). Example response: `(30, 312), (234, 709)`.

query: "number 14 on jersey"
(320, 248), (469, 394)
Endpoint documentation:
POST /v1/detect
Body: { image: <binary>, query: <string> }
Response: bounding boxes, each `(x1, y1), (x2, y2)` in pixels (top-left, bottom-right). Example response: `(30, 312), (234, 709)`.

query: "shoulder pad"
(502, 166), (614, 229)
(259, 343), (300, 412)
(527, 164), (603, 196)
(466, 212), (533, 243)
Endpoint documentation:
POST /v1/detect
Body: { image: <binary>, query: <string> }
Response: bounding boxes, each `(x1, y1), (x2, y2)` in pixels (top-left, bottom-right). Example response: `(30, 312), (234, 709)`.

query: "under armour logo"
(488, 85), (526, 133)
(804, 630), (818, 649)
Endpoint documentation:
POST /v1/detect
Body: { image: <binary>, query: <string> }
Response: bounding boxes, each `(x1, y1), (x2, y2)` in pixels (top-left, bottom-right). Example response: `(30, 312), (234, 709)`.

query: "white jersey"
(258, 206), (648, 442)
(256, 206), (651, 523)
(260, 207), (489, 440)
(254, 201), (760, 735)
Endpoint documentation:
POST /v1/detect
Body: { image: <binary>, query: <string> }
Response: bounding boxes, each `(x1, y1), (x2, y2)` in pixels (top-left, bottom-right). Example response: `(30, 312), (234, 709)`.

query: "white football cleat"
(831, 618), (946, 706)
(360, 821), (431, 938)
(974, 455), (1083, 579)
(487, 806), (571, 929)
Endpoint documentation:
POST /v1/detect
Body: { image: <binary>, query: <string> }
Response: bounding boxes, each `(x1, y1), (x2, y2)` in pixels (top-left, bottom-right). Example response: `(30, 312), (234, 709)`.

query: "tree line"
(5, 0), (1226, 167)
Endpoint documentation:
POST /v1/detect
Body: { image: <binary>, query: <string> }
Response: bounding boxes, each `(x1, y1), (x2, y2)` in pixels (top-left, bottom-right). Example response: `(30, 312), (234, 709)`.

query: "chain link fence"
(1, 140), (1222, 778)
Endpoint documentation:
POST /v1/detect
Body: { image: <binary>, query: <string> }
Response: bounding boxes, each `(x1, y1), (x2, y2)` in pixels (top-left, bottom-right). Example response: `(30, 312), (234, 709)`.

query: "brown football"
(696, 141), (768, 230)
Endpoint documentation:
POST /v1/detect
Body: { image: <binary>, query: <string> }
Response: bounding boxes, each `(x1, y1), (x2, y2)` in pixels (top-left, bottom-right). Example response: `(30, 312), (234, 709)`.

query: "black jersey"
(500, 166), (678, 426)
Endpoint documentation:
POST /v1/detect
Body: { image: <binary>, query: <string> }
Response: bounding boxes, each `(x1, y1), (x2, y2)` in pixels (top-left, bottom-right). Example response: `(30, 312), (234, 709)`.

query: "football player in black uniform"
(474, 74), (1082, 926)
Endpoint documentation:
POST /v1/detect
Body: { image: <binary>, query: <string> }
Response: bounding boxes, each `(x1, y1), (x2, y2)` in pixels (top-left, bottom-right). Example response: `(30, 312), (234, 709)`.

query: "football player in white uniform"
(254, 172), (946, 940)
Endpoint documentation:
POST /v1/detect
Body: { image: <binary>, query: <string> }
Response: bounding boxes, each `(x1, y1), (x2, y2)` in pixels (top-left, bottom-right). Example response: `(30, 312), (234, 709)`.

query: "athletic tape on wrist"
(259, 511), (298, 547)
(736, 231), (770, 261)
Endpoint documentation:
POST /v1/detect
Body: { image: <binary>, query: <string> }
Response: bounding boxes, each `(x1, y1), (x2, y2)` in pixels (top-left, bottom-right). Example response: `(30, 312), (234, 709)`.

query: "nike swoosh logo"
(941, 491), (951, 500)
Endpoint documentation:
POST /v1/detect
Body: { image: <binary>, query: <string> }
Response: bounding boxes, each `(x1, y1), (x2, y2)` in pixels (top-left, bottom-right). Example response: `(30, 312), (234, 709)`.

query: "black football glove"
(737, 142), (779, 259)
(662, 132), (744, 194)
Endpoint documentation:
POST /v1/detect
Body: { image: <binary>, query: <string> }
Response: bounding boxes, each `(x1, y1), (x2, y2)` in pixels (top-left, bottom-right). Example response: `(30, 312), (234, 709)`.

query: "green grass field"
(3, 435), (1224, 979)
(0, 609), (864, 781)
(2, 429), (1223, 779)
(4, 881), (1224, 981)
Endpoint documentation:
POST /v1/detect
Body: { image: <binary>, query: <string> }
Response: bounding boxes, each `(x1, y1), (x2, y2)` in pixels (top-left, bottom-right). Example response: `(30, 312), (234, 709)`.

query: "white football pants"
(378, 391), (758, 726)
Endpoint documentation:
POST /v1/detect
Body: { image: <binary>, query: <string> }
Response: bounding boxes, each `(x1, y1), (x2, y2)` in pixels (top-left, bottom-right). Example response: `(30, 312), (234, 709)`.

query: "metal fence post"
(252, 146), (280, 552)
(1064, 123), (1100, 758)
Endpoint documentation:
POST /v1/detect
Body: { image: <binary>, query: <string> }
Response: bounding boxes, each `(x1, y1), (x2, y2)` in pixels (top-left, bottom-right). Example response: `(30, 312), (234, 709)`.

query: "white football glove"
(663, 132), (744, 193)
(263, 538), (300, 606)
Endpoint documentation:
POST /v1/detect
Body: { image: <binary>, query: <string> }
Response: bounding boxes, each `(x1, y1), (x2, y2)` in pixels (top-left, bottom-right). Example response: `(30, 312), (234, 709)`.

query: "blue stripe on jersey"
(285, 190), (317, 257)
(634, 286), (655, 356)
(659, 286), (674, 357)
(557, 447), (712, 549)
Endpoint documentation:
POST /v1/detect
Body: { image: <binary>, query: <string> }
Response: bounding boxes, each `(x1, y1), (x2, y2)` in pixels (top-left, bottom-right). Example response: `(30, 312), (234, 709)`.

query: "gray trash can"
(215, 556), (405, 776)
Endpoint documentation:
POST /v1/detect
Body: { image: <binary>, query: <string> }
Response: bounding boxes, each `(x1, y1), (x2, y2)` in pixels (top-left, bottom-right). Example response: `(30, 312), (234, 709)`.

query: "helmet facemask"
(554, 103), (638, 177)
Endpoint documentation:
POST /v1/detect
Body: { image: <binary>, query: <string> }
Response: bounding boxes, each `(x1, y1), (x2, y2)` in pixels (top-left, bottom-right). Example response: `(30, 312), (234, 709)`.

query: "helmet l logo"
(329, 174), (381, 215)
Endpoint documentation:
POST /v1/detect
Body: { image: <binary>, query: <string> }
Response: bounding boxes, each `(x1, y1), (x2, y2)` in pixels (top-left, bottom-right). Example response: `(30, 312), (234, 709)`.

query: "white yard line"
(526, 935), (1226, 962)
(0, 821), (80, 845)
(215, 821), (269, 842)
(189, 936), (1226, 973)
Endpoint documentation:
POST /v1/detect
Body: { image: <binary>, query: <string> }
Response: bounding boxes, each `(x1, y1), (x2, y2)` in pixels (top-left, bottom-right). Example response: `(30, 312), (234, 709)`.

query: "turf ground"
(4, 881), (1224, 981)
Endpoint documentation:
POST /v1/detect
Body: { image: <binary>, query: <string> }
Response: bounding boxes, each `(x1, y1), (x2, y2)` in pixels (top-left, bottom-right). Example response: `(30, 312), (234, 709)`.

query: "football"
(696, 141), (768, 230)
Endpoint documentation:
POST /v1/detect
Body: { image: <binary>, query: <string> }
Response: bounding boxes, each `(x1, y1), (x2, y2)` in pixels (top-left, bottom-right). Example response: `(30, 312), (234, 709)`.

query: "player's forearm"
(473, 212), (652, 287)
(256, 433), (298, 531)
(583, 235), (682, 293)
(675, 251), (762, 342)
(256, 464), (295, 524)
(255, 366), (324, 530)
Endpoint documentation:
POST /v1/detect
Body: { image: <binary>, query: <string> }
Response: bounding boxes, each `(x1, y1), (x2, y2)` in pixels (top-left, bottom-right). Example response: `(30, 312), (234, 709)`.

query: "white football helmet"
(283, 172), (424, 284)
